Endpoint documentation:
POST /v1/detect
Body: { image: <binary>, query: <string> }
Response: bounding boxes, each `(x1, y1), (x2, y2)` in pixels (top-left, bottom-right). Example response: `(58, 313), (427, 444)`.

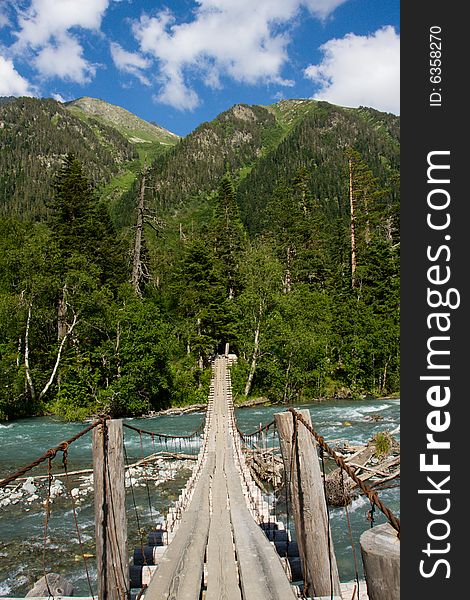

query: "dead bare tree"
(24, 296), (79, 402)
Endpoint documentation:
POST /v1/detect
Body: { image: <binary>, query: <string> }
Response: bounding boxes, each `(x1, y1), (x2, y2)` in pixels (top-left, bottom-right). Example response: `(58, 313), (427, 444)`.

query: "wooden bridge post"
(360, 523), (400, 600)
(93, 419), (130, 600)
(275, 410), (342, 599)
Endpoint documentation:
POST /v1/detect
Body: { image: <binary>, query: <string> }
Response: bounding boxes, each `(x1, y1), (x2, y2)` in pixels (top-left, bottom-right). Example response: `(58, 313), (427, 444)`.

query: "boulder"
(26, 573), (74, 597)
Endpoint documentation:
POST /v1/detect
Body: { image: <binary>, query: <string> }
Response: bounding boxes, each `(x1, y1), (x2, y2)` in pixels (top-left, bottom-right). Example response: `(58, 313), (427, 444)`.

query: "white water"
(0, 398), (399, 595)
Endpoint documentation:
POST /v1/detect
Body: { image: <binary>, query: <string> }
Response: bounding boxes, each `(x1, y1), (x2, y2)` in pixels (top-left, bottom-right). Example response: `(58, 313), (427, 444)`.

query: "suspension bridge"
(0, 355), (400, 600)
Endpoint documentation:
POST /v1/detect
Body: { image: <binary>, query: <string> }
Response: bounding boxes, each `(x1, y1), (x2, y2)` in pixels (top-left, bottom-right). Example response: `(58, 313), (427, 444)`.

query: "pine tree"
(212, 175), (245, 299)
(50, 154), (124, 286)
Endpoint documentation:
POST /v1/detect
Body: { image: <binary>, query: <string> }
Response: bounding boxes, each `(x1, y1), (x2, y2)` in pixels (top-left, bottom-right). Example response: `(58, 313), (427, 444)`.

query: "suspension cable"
(288, 408), (400, 536)
(0, 419), (104, 488)
(236, 420), (275, 442)
(123, 419), (205, 440)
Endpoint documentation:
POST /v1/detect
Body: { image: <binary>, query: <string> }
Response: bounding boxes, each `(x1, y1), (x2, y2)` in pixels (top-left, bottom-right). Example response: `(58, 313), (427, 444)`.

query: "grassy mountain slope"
(238, 101), (400, 231)
(142, 103), (284, 212)
(0, 97), (179, 219)
(66, 96), (179, 164)
(143, 99), (399, 232)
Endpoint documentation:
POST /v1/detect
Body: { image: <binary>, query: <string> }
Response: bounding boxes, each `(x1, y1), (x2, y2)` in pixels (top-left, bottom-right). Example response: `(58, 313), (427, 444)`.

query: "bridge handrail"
(288, 407), (401, 537)
(123, 418), (206, 441)
(0, 419), (104, 488)
(236, 420), (275, 441)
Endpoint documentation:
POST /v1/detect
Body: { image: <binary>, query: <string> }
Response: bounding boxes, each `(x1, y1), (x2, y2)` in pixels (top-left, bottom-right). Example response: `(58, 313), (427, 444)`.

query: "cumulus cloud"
(0, 9), (10, 29)
(110, 42), (152, 86)
(0, 54), (33, 95)
(11, 0), (110, 83)
(304, 26), (400, 114)
(117, 0), (348, 110)
(34, 34), (96, 83)
(52, 92), (66, 102)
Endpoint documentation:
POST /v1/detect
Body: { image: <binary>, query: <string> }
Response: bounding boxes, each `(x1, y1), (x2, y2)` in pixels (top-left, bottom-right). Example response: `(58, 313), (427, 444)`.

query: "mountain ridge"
(66, 96), (180, 146)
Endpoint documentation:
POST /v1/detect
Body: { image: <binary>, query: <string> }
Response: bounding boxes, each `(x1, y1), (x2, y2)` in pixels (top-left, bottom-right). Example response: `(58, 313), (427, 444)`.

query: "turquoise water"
(0, 398), (399, 596)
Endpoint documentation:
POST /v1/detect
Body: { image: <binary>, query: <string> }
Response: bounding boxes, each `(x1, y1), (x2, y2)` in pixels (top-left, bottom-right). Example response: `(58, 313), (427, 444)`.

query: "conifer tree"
(213, 175), (245, 299)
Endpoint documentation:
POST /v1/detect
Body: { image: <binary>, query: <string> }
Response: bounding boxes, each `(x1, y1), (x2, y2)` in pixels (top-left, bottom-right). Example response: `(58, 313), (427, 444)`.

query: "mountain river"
(0, 398), (399, 596)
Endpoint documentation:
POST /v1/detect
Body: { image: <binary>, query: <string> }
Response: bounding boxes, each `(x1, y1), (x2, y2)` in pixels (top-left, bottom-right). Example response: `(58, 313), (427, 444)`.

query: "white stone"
(22, 477), (37, 494)
(27, 494), (39, 502)
(70, 488), (80, 498)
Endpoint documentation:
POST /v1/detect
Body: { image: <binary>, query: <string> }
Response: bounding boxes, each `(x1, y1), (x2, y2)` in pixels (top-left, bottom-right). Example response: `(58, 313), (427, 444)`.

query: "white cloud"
(0, 9), (10, 29)
(34, 34), (96, 83)
(121, 0), (348, 110)
(304, 26), (400, 114)
(11, 0), (110, 83)
(0, 54), (33, 96)
(52, 92), (66, 102)
(14, 0), (109, 47)
(303, 0), (349, 20)
(110, 42), (151, 86)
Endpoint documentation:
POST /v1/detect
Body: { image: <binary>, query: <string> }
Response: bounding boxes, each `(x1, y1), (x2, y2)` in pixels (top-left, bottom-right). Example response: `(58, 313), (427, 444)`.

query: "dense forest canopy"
(0, 96), (399, 421)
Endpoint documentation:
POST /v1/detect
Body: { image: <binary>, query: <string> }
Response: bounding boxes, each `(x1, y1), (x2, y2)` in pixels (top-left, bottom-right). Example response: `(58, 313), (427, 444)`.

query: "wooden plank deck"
(144, 357), (296, 600)
(205, 373), (241, 600)
(143, 454), (213, 599)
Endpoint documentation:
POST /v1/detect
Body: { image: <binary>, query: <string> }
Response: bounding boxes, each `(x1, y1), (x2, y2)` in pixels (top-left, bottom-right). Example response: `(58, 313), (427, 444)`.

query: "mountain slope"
(0, 97), (179, 219)
(66, 97), (179, 148)
(144, 103), (284, 211)
(237, 100), (400, 231)
(143, 99), (399, 231)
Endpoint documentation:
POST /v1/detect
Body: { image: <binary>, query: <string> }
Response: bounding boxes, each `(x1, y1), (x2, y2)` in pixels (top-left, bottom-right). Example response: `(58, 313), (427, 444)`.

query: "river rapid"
(0, 398), (399, 597)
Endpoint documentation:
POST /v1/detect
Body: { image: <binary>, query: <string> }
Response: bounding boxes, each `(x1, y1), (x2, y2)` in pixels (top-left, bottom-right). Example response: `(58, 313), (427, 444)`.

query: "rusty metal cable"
(236, 419), (275, 442)
(123, 438), (146, 564)
(319, 446), (334, 600)
(288, 408), (400, 537)
(42, 456), (54, 598)
(139, 431), (154, 523)
(341, 468), (360, 600)
(0, 419), (103, 488)
(62, 445), (96, 599)
(123, 418), (205, 440)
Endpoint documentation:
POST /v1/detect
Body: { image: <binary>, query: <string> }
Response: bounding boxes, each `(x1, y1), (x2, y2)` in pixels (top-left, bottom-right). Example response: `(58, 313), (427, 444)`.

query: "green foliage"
(0, 99), (400, 421)
(372, 431), (394, 458)
(0, 97), (137, 219)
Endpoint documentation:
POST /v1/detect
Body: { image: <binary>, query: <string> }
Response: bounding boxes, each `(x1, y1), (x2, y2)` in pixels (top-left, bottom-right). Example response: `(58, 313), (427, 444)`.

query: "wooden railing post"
(275, 409), (342, 599)
(360, 523), (400, 600)
(93, 419), (129, 600)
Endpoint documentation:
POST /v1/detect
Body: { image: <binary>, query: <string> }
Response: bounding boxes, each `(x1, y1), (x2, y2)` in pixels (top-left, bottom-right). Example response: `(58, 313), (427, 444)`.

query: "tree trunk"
(283, 355), (292, 402)
(349, 157), (357, 289)
(16, 336), (22, 367)
(57, 285), (68, 341)
(131, 167), (147, 296)
(24, 299), (36, 402)
(39, 314), (79, 400)
(115, 321), (121, 379)
(244, 303), (262, 397)
(284, 246), (292, 294)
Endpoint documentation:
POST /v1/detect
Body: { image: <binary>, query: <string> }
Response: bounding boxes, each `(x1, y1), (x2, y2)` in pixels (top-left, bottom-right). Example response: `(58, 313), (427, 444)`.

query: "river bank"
(0, 397), (400, 597)
(145, 391), (401, 418)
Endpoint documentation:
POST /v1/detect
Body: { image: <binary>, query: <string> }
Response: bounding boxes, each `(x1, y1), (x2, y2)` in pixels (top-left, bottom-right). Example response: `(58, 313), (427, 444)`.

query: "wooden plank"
(275, 410), (341, 599)
(93, 419), (129, 600)
(206, 372), (241, 600)
(26, 574), (73, 597)
(146, 356), (296, 600)
(144, 455), (214, 600)
(225, 436), (296, 600)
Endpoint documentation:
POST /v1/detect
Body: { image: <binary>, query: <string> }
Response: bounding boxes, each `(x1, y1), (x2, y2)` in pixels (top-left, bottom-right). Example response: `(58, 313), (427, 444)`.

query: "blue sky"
(0, 0), (400, 137)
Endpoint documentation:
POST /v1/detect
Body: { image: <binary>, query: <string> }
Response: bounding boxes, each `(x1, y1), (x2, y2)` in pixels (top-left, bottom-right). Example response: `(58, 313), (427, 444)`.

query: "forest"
(0, 98), (400, 421)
